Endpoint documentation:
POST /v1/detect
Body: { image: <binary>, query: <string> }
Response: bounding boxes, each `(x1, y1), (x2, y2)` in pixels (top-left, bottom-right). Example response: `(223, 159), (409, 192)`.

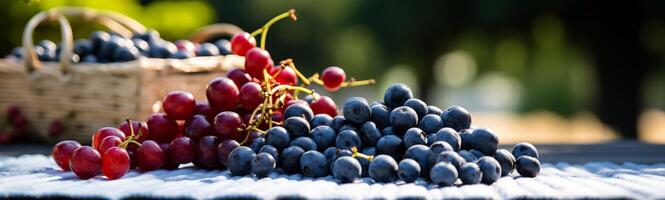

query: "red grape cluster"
(0, 106), (30, 144)
(51, 9), (375, 180)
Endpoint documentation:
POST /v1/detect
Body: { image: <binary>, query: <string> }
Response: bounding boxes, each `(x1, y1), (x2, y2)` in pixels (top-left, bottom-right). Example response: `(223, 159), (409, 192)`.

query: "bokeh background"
(1, 0), (664, 144)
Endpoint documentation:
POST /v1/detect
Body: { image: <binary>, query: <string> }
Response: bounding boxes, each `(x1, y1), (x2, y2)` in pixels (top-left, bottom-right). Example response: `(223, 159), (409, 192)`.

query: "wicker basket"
(0, 7), (244, 143)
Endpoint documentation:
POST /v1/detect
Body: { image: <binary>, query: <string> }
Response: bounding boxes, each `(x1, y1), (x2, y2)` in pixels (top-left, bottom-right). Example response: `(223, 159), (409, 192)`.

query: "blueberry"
(360, 121), (382, 146)
(459, 162), (482, 185)
(432, 128), (461, 152)
(427, 105), (443, 115)
(516, 156), (540, 178)
(376, 135), (404, 160)
(494, 149), (516, 176)
(149, 41), (177, 58)
(310, 114), (333, 128)
(311, 126), (337, 151)
(279, 146), (305, 174)
(370, 104), (390, 129)
(214, 39), (232, 55)
(384, 83), (413, 109)
(441, 105), (471, 131)
(430, 162), (458, 186)
(419, 114), (444, 134)
(252, 152), (276, 177)
(403, 127), (427, 148)
(259, 145), (279, 160)
(284, 117), (311, 138)
(389, 106), (418, 131)
(357, 147), (376, 177)
(228, 146), (256, 176)
(284, 103), (314, 122)
(73, 39), (93, 56)
(369, 155), (398, 182)
(335, 130), (362, 150)
(132, 38), (150, 56)
(458, 150), (478, 162)
(512, 142), (539, 159)
(429, 141), (454, 167)
(381, 126), (398, 136)
(196, 43), (220, 56)
(477, 156), (501, 184)
(331, 116), (348, 132)
(113, 46), (140, 62)
(459, 129), (474, 150)
(289, 137), (317, 151)
(398, 159), (421, 183)
(248, 137), (265, 153)
(300, 150), (329, 178)
(266, 127), (290, 150)
(171, 50), (194, 59)
(471, 128), (499, 156)
(90, 31), (111, 52)
(343, 97), (371, 125)
(435, 151), (466, 171)
(404, 98), (428, 119)
(332, 156), (362, 183)
(404, 144), (431, 176)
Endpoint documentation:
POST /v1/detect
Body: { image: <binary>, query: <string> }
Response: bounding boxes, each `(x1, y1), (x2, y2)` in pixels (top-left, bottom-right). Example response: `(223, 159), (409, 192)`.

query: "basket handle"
(22, 10), (74, 73)
(53, 7), (147, 37)
(188, 23), (244, 43)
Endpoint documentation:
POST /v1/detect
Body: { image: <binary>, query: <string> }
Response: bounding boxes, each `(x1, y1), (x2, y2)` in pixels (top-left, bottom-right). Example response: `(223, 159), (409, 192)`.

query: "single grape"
(516, 156), (540, 178)
(300, 150), (329, 178)
(230, 32), (256, 56)
(118, 120), (149, 142)
(310, 126), (337, 151)
(477, 156), (502, 184)
(271, 66), (298, 85)
(283, 103), (314, 122)
(228, 146), (256, 176)
(184, 114), (213, 141)
(162, 91), (196, 120)
(146, 113), (179, 143)
(335, 130), (362, 150)
(512, 142), (539, 159)
(206, 77), (239, 111)
(92, 127), (125, 150)
(398, 159), (421, 183)
(404, 98), (428, 119)
(459, 162), (482, 185)
(102, 147), (130, 180)
(459, 129), (474, 150)
(427, 105), (443, 115)
(170, 136), (195, 164)
(403, 127), (427, 148)
(69, 146), (102, 179)
(369, 155), (398, 183)
(418, 114), (443, 134)
(252, 152), (276, 177)
(239, 82), (263, 111)
(332, 156), (361, 183)
(440, 105), (472, 132)
(321, 66), (346, 91)
(430, 162), (458, 186)
(225, 68), (252, 88)
(213, 111), (244, 141)
(197, 135), (221, 169)
(216, 139), (240, 166)
(265, 127), (290, 150)
(376, 135), (404, 160)
(369, 104), (390, 130)
(342, 97), (371, 125)
(432, 128), (461, 152)
(259, 145), (280, 160)
(52, 140), (81, 171)
(360, 121), (382, 146)
(310, 96), (338, 117)
(244, 48), (272, 79)
(98, 136), (122, 154)
(389, 106), (418, 131)
(279, 146), (305, 174)
(284, 117), (310, 138)
(136, 140), (165, 171)
(471, 128), (499, 156)
(310, 114), (333, 128)
(383, 83), (413, 109)
(289, 137), (317, 151)
(196, 42), (220, 56)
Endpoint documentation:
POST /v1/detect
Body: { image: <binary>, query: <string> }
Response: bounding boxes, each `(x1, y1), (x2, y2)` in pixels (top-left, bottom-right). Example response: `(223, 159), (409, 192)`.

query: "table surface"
(1, 141), (664, 199)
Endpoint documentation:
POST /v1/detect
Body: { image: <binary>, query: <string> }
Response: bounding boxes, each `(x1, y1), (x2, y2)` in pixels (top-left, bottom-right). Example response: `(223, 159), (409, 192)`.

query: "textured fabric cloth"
(1, 154), (664, 199)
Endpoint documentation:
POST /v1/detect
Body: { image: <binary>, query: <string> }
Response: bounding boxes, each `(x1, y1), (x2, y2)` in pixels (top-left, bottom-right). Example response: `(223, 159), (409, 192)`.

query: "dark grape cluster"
(7, 29), (232, 63)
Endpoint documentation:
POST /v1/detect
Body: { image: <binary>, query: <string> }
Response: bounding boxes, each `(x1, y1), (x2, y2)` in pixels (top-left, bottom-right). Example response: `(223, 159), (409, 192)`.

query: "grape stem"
(251, 9), (297, 49)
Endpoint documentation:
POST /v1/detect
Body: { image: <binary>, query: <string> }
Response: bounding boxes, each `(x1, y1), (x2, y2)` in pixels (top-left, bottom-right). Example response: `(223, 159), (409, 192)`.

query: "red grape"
(321, 66), (346, 91)
(244, 48), (272, 79)
(206, 77), (239, 111)
(310, 95), (338, 117)
(271, 66), (298, 85)
(92, 127), (125, 150)
(98, 136), (122, 154)
(197, 135), (221, 168)
(101, 147), (130, 180)
(213, 111), (244, 141)
(175, 39), (196, 52)
(216, 139), (239, 166)
(230, 32), (256, 56)
(69, 146), (102, 179)
(118, 120), (149, 142)
(159, 143), (179, 170)
(136, 140), (164, 171)
(272, 110), (284, 122)
(162, 91), (196, 120)
(226, 68), (252, 88)
(146, 113), (179, 143)
(48, 120), (63, 138)
(239, 82), (263, 111)
(170, 136), (195, 164)
(184, 115), (213, 141)
(194, 102), (218, 123)
(52, 140), (81, 171)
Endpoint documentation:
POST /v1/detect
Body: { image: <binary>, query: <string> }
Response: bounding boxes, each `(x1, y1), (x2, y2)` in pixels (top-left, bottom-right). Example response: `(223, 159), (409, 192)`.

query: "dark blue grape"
(289, 137), (317, 151)
(429, 141), (454, 167)
(113, 46), (140, 62)
(311, 126), (337, 151)
(196, 43), (220, 56)
(279, 146), (305, 174)
(90, 31), (111, 53)
(332, 156), (361, 183)
(214, 39), (232, 55)
(252, 152), (276, 177)
(228, 146), (256, 176)
(284, 103), (314, 122)
(384, 83), (413, 109)
(284, 117), (310, 138)
(430, 162), (457, 186)
(331, 116), (348, 132)
(427, 105), (443, 115)
(171, 50), (194, 59)
(370, 104), (390, 129)
(248, 137), (265, 153)
(369, 155), (398, 182)
(404, 144), (430, 177)
(310, 114), (333, 128)
(149, 41), (177, 58)
(381, 126), (398, 136)
(458, 150), (478, 162)
(471, 128), (499, 156)
(335, 130), (361, 150)
(419, 114), (444, 134)
(389, 106), (418, 131)
(338, 124), (358, 133)
(494, 149), (516, 177)
(300, 150), (329, 178)
(441, 105), (471, 131)
(512, 142), (539, 159)
(477, 156), (501, 184)
(398, 159), (421, 183)
(357, 147), (375, 177)
(98, 35), (125, 61)
(403, 127), (427, 148)
(516, 156), (540, 178)
(343, 97), (371, 125)
(376, 135), (404, 160)
(435, 151), (466, 171)
(259, 145), (279, 160)
(360, 121), (382, 146)
(459, 129), (474, 150)
(404, 98), (428, 119)
(432, 128), (461, 152)
(459, 162), (481, 185)
(266, 127), (290, 150)
(323, 147), (337, 160)
(73, 39), (93, 56)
